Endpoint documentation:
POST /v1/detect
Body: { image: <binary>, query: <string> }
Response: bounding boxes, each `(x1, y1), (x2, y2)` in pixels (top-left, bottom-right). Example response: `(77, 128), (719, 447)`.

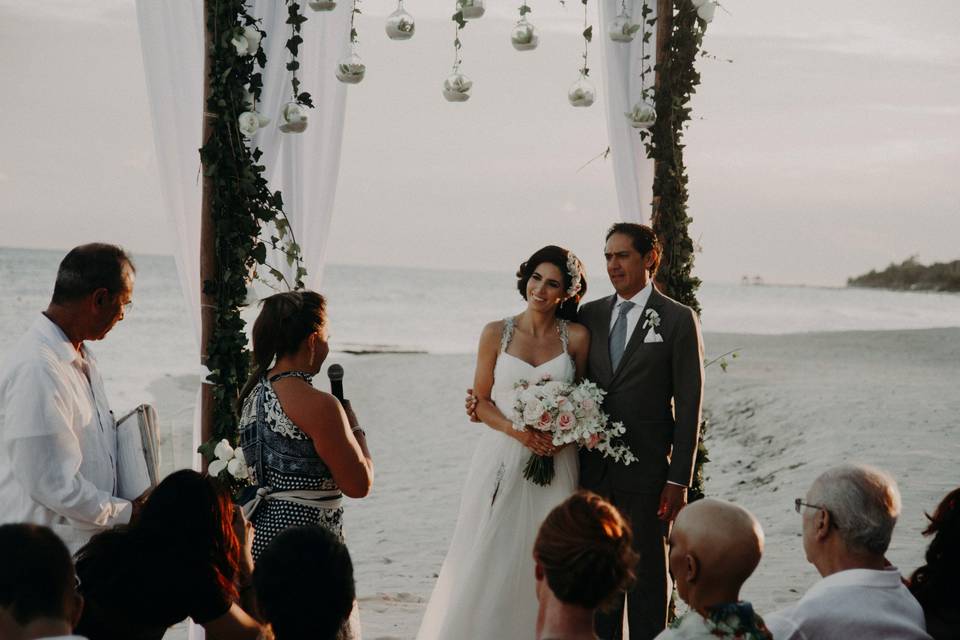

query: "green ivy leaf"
(583, 25), (593, 42)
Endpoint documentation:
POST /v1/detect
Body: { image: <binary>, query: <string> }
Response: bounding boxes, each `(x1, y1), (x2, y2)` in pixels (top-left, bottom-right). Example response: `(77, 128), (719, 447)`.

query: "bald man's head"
(668, 499), (764, 612)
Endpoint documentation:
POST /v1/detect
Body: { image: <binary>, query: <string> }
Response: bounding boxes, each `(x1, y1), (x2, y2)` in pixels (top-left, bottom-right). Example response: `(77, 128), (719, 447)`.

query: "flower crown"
(566, 251), (583, 298)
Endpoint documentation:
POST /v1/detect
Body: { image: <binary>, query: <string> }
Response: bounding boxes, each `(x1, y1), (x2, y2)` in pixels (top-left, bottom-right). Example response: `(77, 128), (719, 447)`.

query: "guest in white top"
(0, 523), (88, 640)
(0, 244), (145, 551)
(766, 463), (931, 640)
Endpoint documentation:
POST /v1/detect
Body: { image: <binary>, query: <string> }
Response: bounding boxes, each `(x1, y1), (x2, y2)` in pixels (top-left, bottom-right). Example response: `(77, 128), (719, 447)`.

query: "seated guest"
(73, 470), (261, 640)
(238, 291), (373, 559)
(656, 498), (772, 639)
(0, 523), (85, 640)
(909, 487), (960, 639)
(253, 525), (356, 640)
(533, 491), (639, 640)
(766, 463), (931, 640)
(0, 244), (146, 552)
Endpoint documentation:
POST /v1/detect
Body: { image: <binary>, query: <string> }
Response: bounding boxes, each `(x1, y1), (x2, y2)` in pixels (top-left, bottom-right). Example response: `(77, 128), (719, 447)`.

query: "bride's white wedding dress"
(417, 318), (579, 640)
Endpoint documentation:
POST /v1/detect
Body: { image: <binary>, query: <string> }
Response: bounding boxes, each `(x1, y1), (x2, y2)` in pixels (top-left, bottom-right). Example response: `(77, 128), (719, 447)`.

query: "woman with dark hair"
(534, 491), (639, 640)
(254, 525), (356, 640)
(73, 470), (261, 639)
(417, 245), (590, 640)
(238, 290), (373, 558)
(908, 487), (960, 639)
(238, 291), (371, 639)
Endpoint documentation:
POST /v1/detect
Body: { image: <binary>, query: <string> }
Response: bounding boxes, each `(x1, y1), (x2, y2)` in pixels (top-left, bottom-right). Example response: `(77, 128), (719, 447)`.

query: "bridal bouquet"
(511, 375), (636, 486)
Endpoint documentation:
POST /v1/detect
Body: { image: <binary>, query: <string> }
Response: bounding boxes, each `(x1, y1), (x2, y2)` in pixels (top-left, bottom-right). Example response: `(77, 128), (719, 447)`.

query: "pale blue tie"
(609, 300), (635, 370)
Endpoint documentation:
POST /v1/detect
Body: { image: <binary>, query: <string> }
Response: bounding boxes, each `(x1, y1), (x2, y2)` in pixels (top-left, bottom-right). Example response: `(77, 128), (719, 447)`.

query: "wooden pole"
(199, 0), (215, 467)
(651, 0), (672, 229)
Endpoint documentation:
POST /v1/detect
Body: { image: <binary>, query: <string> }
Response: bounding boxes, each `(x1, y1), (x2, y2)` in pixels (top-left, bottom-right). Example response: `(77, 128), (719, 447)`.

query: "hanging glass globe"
(608, 8), (639, 43)
(567, 74), (595, 108)
(443, 68), (472, 102)
(457, 0), (485, 20)
(697, 1), (716, 23)
(385, 3), (415, 40)
(278, 102), (308, 133)
(511, 16), (539, 51)
(626, 99), (657, 129)
(336, 51), (366, 84)
(307, 0), (336, 11)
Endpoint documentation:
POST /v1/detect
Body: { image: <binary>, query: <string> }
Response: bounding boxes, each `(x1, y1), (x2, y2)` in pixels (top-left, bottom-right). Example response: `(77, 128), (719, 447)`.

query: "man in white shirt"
(0, 523), (88, 639)
(766, 463), (931, 640)
(0, 243), (144, 551)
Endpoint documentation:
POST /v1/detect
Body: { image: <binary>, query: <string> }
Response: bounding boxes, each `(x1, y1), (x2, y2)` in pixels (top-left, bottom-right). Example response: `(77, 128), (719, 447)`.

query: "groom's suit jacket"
(578, 288), (704, 493)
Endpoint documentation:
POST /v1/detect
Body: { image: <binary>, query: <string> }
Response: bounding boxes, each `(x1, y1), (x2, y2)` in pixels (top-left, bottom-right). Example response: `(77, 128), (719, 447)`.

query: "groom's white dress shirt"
(0, 314), (131, 552)
(765, 567), (931, 640)
(608, 282), (653, 347)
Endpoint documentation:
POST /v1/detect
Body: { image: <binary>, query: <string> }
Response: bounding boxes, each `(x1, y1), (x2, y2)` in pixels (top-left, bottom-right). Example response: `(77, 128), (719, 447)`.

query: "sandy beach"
(153, 327), (960, 639)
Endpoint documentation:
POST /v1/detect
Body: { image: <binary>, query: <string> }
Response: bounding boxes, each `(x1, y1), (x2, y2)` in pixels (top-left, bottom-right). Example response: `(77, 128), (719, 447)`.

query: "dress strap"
(268, 370), (314, 384)
(557, 319), (570, 354)
(500, 317), (516, 353)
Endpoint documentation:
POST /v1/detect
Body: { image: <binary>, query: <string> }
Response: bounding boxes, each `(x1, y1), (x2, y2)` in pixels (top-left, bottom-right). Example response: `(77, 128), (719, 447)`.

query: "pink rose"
(580, 398), (595, 411)
(586, 433), (601, 450)
(537, 411), (553, 431)
(557, 412), (575, 431)
(539, 373), (553, 382)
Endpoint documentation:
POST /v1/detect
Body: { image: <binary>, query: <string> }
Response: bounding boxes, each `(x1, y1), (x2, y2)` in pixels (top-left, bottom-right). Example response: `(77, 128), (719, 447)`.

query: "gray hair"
(808, 463), (901, 556)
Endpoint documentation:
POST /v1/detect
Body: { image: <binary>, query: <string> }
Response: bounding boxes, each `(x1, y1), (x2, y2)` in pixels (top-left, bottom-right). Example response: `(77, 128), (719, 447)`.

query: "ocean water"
(2, 246), (959, 410)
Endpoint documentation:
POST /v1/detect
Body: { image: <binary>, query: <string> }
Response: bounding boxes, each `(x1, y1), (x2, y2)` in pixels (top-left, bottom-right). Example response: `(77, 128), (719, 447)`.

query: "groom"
(578, 222), (704, 640)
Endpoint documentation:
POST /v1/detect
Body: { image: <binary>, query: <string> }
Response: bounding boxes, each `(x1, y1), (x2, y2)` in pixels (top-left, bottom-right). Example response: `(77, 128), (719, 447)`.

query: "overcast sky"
(1, 0), (958, 286)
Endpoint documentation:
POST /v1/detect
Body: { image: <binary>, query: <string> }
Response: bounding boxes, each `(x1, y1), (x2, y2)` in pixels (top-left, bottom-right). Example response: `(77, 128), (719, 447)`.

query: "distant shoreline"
(848, 257), (960, 293)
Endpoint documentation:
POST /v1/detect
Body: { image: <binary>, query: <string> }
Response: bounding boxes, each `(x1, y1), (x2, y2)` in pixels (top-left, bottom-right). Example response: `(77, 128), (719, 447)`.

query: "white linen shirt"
(0, 314), (131, 552)
(766, 567), (931, 640)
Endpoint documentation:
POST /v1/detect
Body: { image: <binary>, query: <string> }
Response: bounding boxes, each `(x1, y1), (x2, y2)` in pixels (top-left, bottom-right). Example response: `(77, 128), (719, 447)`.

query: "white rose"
(238, 111), (261, 138)
(233, 447), (246, 465)
(697, 1), (716, 22)
(231, 33), (249, 56)
(213, 438), (234, 461)
(243, 26), (262, 56)
(227, 457), (249, 480)
(208, 458), (228, 477)
(523, 399), (545, 424)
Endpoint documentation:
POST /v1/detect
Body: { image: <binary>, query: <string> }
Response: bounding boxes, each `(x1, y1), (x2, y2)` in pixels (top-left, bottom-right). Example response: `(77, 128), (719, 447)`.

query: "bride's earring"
(308, 339), (317, 368)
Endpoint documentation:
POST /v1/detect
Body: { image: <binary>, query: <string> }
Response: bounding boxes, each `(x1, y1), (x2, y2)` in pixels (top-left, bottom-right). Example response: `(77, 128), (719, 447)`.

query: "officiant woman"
(238, 290), (373, 558)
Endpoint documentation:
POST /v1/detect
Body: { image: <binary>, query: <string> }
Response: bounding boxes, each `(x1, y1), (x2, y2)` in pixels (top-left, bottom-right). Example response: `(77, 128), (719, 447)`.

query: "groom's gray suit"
(578, 286), (704, 640)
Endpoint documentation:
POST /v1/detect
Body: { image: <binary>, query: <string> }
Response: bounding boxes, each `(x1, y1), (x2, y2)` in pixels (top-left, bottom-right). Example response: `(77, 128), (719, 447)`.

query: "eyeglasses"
(795, 498), (840, 529)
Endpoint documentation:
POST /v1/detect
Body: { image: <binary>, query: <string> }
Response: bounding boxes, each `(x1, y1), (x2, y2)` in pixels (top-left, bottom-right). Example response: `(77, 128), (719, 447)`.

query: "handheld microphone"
(327, 364), (344, 401)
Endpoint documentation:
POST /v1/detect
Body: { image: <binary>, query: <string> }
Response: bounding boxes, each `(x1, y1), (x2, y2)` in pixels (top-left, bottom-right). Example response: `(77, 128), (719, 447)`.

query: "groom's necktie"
(609, 300), (635, 371)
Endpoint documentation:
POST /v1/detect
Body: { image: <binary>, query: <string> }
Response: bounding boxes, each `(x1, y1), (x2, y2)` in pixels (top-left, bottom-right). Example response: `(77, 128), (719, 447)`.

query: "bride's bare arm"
(472, 322), (554, 456)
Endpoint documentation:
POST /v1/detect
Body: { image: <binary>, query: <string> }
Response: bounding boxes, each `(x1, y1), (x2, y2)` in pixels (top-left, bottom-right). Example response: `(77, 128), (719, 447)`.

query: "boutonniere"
(642, 308), (661, 331)
(642, 308), (663, 343)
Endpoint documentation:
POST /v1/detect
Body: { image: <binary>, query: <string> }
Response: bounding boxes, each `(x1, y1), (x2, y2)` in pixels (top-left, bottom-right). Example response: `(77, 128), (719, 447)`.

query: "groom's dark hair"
(606, 222), (661, 276)
(0, 523), (78, 625)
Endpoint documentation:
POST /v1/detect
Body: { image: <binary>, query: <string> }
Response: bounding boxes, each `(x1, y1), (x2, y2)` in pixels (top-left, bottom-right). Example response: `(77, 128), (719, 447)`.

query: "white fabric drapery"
(136, 2), (351, 636)
(598, 0), (658, 223)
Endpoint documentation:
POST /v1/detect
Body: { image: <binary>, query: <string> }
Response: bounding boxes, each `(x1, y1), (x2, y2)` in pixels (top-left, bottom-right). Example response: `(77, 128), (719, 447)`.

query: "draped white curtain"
(136, 2), (350, 636)
(598, 0), (658, 223)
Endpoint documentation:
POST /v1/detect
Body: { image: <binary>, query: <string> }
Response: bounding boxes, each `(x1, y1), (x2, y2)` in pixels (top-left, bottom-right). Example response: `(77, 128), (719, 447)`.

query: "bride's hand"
(516, 429), (557, 457)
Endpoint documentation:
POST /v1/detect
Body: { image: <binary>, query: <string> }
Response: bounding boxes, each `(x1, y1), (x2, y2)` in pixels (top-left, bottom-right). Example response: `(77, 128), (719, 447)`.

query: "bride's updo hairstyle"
(516, 245), (587, 321)
(238, 290), (327, 404)
(533, 491), (638, 611)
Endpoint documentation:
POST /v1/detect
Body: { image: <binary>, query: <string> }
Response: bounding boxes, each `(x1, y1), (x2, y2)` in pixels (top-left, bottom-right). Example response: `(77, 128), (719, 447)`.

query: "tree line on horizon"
(848, 256), (960, 293)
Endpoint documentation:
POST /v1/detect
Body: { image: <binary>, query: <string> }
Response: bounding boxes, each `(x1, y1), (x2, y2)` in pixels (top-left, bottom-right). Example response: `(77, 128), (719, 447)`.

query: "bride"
(417, 245), (590, 640)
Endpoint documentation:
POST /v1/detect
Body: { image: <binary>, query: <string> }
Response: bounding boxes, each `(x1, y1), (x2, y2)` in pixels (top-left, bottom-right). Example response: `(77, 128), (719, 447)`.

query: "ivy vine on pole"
(199, 0), (306, 462)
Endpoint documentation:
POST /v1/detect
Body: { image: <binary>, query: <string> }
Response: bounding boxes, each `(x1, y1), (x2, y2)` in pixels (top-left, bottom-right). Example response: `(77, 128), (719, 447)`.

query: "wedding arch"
(134, 0), (716, 491)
